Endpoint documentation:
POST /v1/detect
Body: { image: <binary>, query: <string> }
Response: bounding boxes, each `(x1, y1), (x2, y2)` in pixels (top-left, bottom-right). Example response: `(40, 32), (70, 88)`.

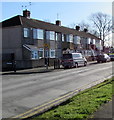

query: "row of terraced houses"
(1, 10), (103, 70)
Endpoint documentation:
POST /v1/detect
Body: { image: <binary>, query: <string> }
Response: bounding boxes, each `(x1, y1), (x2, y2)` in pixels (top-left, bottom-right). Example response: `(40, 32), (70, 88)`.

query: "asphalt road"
(2, 62), (113, 118)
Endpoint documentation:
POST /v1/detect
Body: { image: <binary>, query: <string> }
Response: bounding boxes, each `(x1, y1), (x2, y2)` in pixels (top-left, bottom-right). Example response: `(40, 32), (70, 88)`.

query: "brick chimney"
(84, 28), (88, 32)
(76, 26), (80, 31)
(56, 20), (61, 26)
(23, 9), (30, 19)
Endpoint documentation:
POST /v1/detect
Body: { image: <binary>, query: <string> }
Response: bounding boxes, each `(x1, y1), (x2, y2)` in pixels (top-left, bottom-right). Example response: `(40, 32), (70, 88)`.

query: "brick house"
(1, 10), (102, 70)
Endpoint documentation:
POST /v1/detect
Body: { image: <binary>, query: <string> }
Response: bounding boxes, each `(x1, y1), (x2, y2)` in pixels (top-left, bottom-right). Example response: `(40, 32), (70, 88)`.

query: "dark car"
(109, 55), (114, 61)
(96, 54), (110, 63)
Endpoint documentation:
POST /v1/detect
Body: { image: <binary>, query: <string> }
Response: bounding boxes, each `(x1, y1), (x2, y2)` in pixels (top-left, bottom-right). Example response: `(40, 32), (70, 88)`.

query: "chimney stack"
(23, 9), (30, 19)
(56, 20), (61, 26)
(76, 26), (80, 31)
(84, 28), (88, 32)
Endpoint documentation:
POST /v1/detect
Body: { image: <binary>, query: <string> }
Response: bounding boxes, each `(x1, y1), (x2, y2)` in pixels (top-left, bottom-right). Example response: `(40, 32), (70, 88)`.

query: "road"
(2, 62), (113, 118)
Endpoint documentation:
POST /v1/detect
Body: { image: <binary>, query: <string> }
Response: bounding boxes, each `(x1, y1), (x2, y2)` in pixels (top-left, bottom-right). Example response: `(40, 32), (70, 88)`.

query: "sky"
(1, 1), (112, 27)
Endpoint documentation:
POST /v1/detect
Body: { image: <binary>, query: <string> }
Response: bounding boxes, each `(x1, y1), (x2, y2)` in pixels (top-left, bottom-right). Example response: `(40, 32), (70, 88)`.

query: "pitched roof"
(2, 15), (100, 40)
(2, 15), (22, 27)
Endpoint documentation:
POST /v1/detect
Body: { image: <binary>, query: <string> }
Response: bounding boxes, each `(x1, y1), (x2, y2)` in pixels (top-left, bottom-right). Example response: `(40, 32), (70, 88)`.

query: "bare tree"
(89, 12), (112, 49)
(77, 21), (90, 31)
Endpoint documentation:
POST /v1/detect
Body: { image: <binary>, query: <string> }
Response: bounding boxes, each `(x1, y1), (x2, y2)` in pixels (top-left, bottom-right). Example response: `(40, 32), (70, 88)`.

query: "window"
(33, 29), (37, 39)
(74, 36), (81, 44)
(38, 48), (44, 58)
(73, 54), (82, 58)
(50, 31), (55, 40)
(66, 34), (73, 42)
(69, 34), (73, 42)
(24, 28), (29, 38)
(33, 28), (44, 39)
(62, 34), (64, 42)
(87, 38), (91, 44)
(66, 35), (69, 42)
(56, 33), (61, 41)
(31, 51), (38, 59)
(50, 49), (55, 58)
(46, 31), (50, 40)
(38, 29), (44, 39)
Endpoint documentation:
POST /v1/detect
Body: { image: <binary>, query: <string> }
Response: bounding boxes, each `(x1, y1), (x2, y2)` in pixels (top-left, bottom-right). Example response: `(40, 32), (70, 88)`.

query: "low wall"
(2, 58), (56, 71)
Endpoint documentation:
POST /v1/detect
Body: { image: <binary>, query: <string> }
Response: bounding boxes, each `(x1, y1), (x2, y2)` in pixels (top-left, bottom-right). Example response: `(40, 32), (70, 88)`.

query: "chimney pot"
(76, 26), (80, 31)
(23, 9), (30, 18)
(56, 20), (61, 26)
(84, 28), (88, 32)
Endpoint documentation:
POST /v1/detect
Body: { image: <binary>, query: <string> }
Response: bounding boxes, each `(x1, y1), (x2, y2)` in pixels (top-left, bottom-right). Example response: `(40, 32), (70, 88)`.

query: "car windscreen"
(72, 54), (82, 58)
(62, 54), (72, 59)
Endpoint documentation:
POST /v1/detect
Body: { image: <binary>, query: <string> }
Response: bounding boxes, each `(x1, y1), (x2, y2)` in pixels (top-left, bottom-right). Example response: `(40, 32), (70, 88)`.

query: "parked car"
(61, 53), (87, 68)
(96, 53), (110, 63)
(109, 54), (114, 61)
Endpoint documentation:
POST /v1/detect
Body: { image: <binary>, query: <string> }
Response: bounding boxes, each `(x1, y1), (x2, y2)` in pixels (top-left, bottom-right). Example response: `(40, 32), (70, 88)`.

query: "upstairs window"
(37, 29), (44, 39)
(66, 34), (70, 42)
(62, 34), (65, 42)
(74, 36), (81, 44)
(50, 31), (55, 40)
(46, 31), (50, 40)
(55, 33), (61, 41)
(33, 28), (44, 39)
(24, 28), (29, 38)
(69, 34), (73, 43)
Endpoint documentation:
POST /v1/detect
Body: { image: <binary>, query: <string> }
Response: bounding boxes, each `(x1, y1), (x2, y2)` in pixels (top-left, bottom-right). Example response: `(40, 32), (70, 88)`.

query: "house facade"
(2, 10), (103, 70)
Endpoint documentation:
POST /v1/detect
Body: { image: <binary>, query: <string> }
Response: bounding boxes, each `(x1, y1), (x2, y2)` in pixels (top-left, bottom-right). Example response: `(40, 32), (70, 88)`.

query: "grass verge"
(30, 77), (113, 120)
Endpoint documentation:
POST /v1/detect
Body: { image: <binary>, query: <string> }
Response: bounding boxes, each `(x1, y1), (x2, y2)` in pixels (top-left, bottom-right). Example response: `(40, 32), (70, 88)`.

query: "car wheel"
(75, 63), (78, 68)
(84, 61), (87, 66)
(97, 61), (100, 63)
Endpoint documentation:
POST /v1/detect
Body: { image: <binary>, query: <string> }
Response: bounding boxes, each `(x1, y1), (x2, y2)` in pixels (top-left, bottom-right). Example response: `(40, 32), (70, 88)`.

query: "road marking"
(12, 74), (113, 119)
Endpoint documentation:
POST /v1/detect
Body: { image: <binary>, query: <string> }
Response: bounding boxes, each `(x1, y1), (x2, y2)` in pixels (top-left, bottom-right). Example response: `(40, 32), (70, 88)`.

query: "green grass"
(108, 53), (114, 55)
(30, 77), (113, 120)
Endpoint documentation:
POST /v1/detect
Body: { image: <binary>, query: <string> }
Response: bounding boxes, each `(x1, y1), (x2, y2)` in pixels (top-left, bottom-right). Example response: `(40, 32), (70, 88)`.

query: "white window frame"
(38, 48), (44, 59)
(69, 34), (73, 43)
(74, 36), (81, 44)
(66, 34), (70, 42)
(50, 49), (55, 58)
(50, 31), (55, 40)
(62, 34), (64, 42)
(46, 31), (50, 40)
(31, 51), (38, 59)
(24, 28), (29, 38)
(33, 28), (44, 39)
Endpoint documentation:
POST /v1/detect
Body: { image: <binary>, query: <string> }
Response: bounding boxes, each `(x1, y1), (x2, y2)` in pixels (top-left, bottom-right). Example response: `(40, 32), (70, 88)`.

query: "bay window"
(31, 51), (38, 59)
(38, 48), (44, 58)
(50, 49), (55, 58)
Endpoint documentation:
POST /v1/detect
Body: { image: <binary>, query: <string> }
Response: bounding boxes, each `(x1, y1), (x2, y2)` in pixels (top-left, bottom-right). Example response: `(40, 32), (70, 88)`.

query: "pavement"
(92, 100), (113, 119)
(1, 61), (113, 119)
(1, 61), (97, 75)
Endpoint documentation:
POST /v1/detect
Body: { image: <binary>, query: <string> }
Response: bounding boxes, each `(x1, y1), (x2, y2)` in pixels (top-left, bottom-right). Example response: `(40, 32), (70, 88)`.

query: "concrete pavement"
(1, 61), (97, 75)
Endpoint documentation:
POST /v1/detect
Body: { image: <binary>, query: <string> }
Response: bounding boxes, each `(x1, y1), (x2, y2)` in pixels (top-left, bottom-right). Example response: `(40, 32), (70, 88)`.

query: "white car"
(61, 53), (87, 68)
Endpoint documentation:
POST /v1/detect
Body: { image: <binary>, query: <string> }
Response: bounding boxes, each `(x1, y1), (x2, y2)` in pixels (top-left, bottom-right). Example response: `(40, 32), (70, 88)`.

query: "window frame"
(38, 48), (44, 59)
(50, 49), (55, 58)
(33, 28), (44, 40)
(31, 50), (38, 59)
(24, 28), (29, 38)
